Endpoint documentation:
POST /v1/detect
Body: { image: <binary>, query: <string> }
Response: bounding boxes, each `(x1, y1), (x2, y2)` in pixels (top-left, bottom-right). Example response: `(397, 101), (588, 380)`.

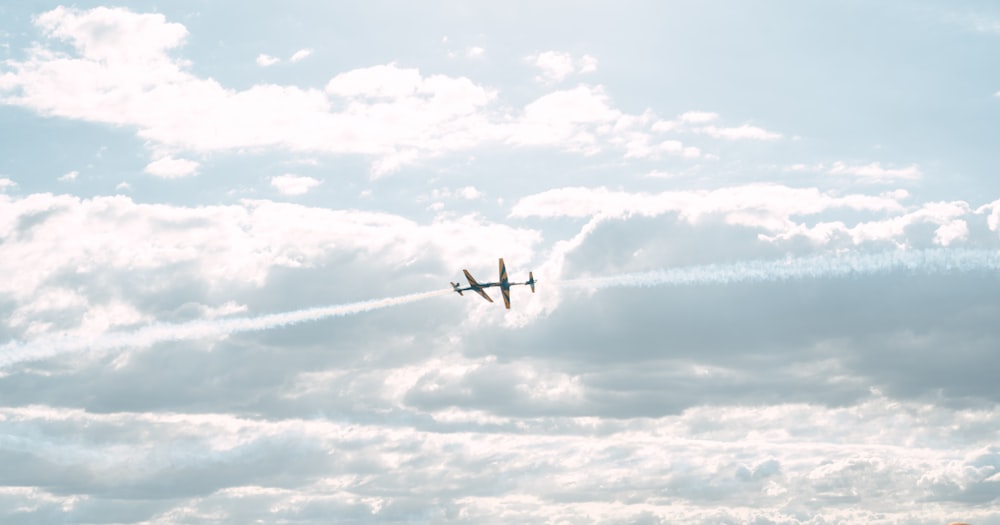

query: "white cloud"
(465, 46), (485, 59)
(0, 9), (711, 175)
(695, 124), (782, 141)
(506, 85), (622, 153)
(0, 395), (995, 524)
(511, 184), (984, 249)
(527, 51), (575, 83)
(0, 193), (540, 303)
(289, 48), (313, 63)
(828, 161), (922, 183)
(526, 51), (598, 83)
(270, 174), (321, 196)
(59, 170), (78, 182)
(977, 199), (1000, 233)
(78, 299), (146, 335)
(782, 162), (820, 172)
(0, 177), (16, 191)
(650, 119), (677, 132)
(144, 156), (199, 178)
(201, 301), (248, 319)
(35, 6), (187, 65)
(256, 53), (279, 67)
(761, 200), (971, 246)
(424, 186), (484, 202)
(511, 183), (905, 225)
(325, 62), (422, 98)
(0, 9), (504, 176)
(457, 186), (483, 199)
(678, 110), (719, 123)
(648, 111), (719, 134)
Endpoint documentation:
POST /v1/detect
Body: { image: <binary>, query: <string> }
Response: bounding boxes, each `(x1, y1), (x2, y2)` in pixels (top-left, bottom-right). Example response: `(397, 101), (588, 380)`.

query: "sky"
(1, 1), (1000, 524)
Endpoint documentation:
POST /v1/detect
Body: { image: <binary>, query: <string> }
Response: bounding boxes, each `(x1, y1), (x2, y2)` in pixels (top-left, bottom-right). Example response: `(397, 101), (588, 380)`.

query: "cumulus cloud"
(0, 177), (16, 191)
(58, 170), (78, 181)
(0, 192), (539, 305)
(34, 6), (188, 64)
(526, 51), (598, 83)
(762, 200), (972, 246)
(270, 174), (321, 196)
(3, 5), (1000, 525)
(144, 156), (199, 178)
(0, 9), (500, 176)
(457, 186), (483, 199)
(0, 8), (746, 176)
(1, 188), (999, 525)
(507, 85), (621, 153)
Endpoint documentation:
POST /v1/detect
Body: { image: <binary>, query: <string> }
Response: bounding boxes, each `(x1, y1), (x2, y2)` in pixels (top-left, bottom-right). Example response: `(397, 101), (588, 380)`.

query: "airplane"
(451, 258), (536, 309)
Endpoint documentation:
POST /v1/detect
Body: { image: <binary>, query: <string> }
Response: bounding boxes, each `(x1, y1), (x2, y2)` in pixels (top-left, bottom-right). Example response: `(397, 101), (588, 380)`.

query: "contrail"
(0, 289), (450, 368)
(3, 248), (998, 369)
(557, 248), (1000, 290)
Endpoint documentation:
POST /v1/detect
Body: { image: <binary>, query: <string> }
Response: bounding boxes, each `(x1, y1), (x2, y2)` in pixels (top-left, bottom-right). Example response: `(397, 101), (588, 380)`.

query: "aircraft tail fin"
(498, 258), (509, 287)
(450, 282), (464, 296)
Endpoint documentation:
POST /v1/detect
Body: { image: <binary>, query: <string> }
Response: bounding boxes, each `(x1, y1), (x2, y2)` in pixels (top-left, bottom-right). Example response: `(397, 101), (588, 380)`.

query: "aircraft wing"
(473, 287), (493, 303)
(463, 269), (481, 287)
(501, 286), (511, 309)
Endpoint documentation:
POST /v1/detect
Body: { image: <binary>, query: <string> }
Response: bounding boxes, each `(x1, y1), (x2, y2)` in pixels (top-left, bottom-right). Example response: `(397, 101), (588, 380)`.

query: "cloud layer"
(1, 4), (999, 525)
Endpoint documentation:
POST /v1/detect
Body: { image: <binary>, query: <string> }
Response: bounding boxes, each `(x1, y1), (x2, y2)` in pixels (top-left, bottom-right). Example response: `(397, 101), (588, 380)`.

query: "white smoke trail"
(557, 248), (1000, 290)
(3, 249), (998, 369)
(0, 289), (451, 368)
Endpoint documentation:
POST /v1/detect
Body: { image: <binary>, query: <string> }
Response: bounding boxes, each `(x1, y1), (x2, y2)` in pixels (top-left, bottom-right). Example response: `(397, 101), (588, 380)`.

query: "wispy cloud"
(256, 53), (279, 67)
(58, 170), (78, 182)
(289, 48), (313, 63)
(947, 11), (1000, 35)
(511, 184), (905, 223)
(828, 161), (921, 183)
(678, 110), (719, 123)
(694, 124), (782, 141)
